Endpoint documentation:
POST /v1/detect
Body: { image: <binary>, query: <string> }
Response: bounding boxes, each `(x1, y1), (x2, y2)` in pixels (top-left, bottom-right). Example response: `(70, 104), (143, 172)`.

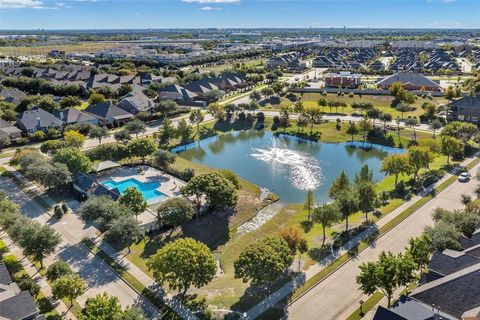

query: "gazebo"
(92, 160), (121, 173)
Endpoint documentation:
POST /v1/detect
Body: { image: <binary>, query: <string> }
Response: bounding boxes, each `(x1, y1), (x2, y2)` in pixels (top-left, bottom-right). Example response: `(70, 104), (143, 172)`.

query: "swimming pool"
(101, 178), (167, 203)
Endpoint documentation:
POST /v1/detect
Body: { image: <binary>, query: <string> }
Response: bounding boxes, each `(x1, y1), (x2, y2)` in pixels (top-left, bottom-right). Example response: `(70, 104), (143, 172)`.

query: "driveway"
(0, 176), (160, 318)
(287, 162), (480, 320)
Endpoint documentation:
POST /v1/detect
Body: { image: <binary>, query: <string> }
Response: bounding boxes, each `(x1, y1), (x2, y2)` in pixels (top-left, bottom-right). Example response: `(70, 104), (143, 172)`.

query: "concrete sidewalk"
(246, 156), (479, 319)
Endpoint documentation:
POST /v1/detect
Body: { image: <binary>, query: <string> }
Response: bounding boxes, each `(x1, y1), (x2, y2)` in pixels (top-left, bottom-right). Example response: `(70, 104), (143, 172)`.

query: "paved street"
(287, 160), (480, 320)
(0, 175), (161, 318)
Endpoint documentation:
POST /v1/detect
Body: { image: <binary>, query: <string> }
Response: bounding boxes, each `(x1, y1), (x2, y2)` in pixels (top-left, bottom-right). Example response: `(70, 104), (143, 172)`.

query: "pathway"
(245, 156), (480, 319)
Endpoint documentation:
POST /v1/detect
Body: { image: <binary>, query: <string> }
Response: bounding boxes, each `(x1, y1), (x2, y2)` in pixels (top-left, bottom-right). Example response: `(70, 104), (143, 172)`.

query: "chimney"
(36, 117), (41, 128)
(59, 111), (64, 121)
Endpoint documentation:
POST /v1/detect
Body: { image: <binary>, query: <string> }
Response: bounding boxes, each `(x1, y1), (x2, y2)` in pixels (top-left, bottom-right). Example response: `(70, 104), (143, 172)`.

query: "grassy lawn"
(269, 93), (448, 119)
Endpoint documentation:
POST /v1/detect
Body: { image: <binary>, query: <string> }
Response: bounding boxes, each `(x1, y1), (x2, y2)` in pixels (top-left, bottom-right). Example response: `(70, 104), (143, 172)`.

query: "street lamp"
(359, 300), (365, 317)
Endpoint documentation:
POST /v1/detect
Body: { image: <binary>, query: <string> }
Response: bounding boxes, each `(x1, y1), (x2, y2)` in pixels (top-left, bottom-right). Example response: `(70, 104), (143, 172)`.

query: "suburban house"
(158, 84), (200, 106)
(72, 171), (120, 201)
(52, 107), (99, 126)
(0, 264), (42, 320)
(448, 95), (480, 124)
(376, 72), (442, 92)
(16, 107), (63, 134)
(84, 101), (135, 126)
(373, 227), (480, 320)
(369, 60), (385, 72)
(117, 91), (155, 115)
(0, 119), (22, 141)
(324, 72), (362, 88)
(0, 87), (26, 107)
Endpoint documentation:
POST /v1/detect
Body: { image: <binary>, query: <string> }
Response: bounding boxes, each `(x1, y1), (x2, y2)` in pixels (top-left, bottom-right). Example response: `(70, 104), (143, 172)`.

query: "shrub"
(54, 205), (64, 219)
(61, 203), (69, 213)
(348, 92), (354, 98)
(46, 260), (73, 281)
(182, 168), (195, 181)
(16, 275), (40, 297)
(31, 131), (46, 141)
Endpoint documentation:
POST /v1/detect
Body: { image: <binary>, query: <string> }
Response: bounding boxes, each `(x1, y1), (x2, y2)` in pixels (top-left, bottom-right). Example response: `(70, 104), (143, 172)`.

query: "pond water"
(173, 130), (405, 204)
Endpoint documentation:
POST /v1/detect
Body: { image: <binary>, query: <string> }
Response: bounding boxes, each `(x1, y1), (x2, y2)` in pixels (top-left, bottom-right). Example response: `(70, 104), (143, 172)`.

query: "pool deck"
(96, 165), (186, 229)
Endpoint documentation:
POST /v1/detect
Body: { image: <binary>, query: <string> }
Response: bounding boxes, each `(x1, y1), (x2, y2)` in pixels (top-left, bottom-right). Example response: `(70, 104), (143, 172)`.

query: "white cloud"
(199, 5), (222, 10)
(427, 0), (456, 3)
(183, 0), (239, 3)
(0, 0), (43, 9)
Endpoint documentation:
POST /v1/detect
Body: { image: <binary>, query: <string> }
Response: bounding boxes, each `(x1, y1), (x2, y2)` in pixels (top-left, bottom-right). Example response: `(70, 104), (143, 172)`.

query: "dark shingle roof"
(17, 107), (63, 130)
(73, 172), (120, 201)
(117, 91), (154, 113)
(0, 291), (38, 320)
(450, 96), (480, 109)
(84, 101), (134, 121)
(0, 263), (12, 286)
(377, 72), (441, 89)
(427, 250), (480, 277)
(0, 87), (26, 106)
(373, 296), (456, 320)
(52, 107), (97, 124)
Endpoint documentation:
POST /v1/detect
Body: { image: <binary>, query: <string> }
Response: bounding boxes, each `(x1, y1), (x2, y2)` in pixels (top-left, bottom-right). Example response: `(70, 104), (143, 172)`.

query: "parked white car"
(458, 172), (471, 182)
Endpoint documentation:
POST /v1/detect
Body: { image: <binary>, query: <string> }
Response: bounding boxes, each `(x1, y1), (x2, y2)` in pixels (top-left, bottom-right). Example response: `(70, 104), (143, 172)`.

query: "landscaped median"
(290, 156), (480, 303)
(81, 238), (181, 320)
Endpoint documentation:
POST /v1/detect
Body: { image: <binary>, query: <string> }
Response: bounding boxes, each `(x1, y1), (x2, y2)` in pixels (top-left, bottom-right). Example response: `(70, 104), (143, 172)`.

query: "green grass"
(81, 239), (181, 320)
(345, 291), (385, 320)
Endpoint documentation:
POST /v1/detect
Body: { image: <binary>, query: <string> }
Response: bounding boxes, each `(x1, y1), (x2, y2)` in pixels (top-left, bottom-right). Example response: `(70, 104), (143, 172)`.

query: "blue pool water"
(101, 178), (167, 203)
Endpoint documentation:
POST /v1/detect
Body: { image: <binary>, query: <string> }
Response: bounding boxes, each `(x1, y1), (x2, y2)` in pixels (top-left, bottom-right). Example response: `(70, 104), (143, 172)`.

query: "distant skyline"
(1, 0), (479, 30)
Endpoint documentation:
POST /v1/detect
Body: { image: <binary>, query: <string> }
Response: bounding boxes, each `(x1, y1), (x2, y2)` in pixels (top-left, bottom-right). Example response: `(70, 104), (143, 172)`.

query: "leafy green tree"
(176, 119), (193, 145)
(53, 147), (93, 174)
(433, 207), (480, 238)
(303, 105), (323, 134)
(64, 130), (86, 148)
(107, 215), (141, 252)
(119, 187), (147, 221)
(88, 126), (109, 144)
(381, 154), (410, 187)
(88, 93), (106, 105)
(346, 122), (359, 143)
(396, 104), (411, 119)
(407, 146), (433, 182)
(404, 117), (419, 142)
(356, 181), (377, 222)
(441, 135), (463, 164)
(216, 169), (241, 190)
(128, 137), (157, 162)
(430, 119), (442, 139)
(155, 100), (178, 119)
(189, 109), (204, 134)
(0, 135), (10, 153)
(441, 121), (478, 143)
(19, 224), (61, 268)
(118, 84), (133, 97)
(60, 96), (82, 109)
(117, 307), (145, 320)
(407, 235), (431, 276)
(234, 236), (293, 285)
(312, 203), (341, 245)
(52, 274), (86, 307)
(157, 117), (177, 147)
(156, 197), (194, 232)
(147, 238), (216, 295)
(208, 103), (225, 121)
(425, 221), (462, 251)
(329, 170), (350, 199)
(125, 120), (147, 138)
(335, 190), (358, 231)
(46, 260), (73, 281)
(80, 293), (123, 320)
(151, 149), (176, 173)
(27, 161), (72, 191)
(303, 190), (316, 222)
(114, 129), (132, 143)
(78, 196), (132, 231)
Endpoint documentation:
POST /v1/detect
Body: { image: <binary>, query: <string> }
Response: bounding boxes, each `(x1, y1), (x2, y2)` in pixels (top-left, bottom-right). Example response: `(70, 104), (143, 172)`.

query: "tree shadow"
(180, 212), (230, 250)
(308, 245), (333, 263)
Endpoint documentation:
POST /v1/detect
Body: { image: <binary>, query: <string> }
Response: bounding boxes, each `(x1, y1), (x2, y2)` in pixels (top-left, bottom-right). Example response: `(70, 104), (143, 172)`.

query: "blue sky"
(0, 0), (479, 30)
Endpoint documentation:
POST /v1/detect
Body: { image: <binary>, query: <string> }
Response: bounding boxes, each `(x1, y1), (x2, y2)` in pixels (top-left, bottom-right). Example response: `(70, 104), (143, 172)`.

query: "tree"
(407, 146), (434, 182)
(128, 137), (157, 162)
(407, 235), (431, 276)
(329, 170), (350, 199)
(303, 190), (315, 222)
(19, 224), (61, 269)
(208, 103), (225, 121)
(60, 96), (82, 109)
(119, 187), (147, 221)
(425, 221), (462, 251)
(279, 105), (290, 131)
(119, 307), (146, 320)
(396, 104), (411, 120)
(80, 293), (123, 320)
(234, 236), (293, 285)
(381, 153), (410, 187)
(313, 203), (341, 245)
(346, 122), (359, 143)
(151, 149), (176, 173)
(52, 274), (86, 307)
(430, 119), (442, 139)
(0, 135), (9, 153)
(157, 117), (177, 147)
(335, 190), (358, 231)
(88, 93), (106, 105)
(147, 238), (216, 295)
(176, 119), (193, 145)
(441, 121), (478, 144)
(88, 126), (109, 144)
(64, 130), (86, 148)
(441, 135), (463, 164)
(53, 147), (93, 174)
(78, 196), (132, 231)
(118, 84), (132, 97)
(279, 227), (303, 254)
(107, 215), (141, 252)
(114, 129), (132, 143)
(359, 117), (372, 143)
(155, 100), (178, 119)
(303, 105), (323, 134)
(433, 207), (480, 238)
(46, 260), (73, 281)
(181, 172), (238, 217)
(124, 119), (146, 138)
(404, 117), (419, 142)
(356, 180), (377, 222)
(156, 197), (193, 232)
(189, 109), (204, 134)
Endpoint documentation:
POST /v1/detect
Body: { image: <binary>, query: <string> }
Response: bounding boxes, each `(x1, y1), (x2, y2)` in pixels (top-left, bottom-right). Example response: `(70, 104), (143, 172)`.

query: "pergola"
(93, 160), (121, 173)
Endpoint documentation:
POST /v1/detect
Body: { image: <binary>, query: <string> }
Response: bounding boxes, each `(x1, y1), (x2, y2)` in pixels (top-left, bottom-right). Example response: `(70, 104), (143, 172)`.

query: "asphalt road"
(287, 161), (480, 320)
